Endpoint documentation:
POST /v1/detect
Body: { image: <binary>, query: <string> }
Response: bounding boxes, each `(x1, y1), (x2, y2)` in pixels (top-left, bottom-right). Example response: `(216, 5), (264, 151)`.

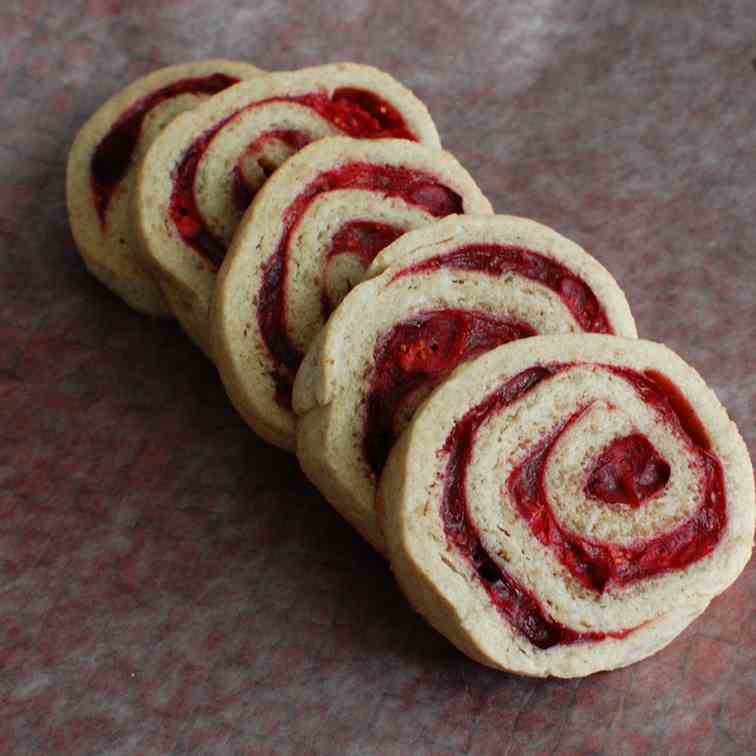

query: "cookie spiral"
(379, 335), (754, 677)
(134, 63), (441, 352)
(213, 139), (493, 450)
(67, 59), (262, 315)
(293, 216), (636, 552)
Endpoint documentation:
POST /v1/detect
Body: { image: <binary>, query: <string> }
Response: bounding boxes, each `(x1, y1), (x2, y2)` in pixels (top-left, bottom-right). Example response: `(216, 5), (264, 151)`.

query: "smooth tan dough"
(66, 59), (262, 315)
(293, 215), (637, 552)
(134, 62), (442, 353)
(378, 334), (754, 678)
(213, 139), (494, 452)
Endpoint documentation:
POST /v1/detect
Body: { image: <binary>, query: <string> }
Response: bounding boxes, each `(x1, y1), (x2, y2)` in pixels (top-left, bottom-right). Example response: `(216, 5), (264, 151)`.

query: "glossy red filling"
(364, 309), (536, 475)
(323, 87), (414, 139)
(585, 433), (670, 506)
(168, 88), (418, 268)
(394, 245), (612, 333)
(91, 73), (239, 225)
(320, 221), (405, 317)
(627, 369), (711, 451)
(441, 363), (725, 648)
(258, 163), (464, 408)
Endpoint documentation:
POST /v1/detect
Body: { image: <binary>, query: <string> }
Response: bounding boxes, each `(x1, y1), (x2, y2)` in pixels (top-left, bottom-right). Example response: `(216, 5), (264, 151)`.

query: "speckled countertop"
(2, 1), (755, 753)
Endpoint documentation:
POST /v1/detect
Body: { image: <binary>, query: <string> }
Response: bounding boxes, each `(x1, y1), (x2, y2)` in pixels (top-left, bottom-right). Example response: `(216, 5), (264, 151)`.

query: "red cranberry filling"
(441, 363), (725, 648)
(326, 87), (413, 138)
(168, 88), (418, 268)
(394, 244), (612, 333)
(585, 433), (670, 507)
(364, 309), (536, 475)
(91, 73), (239, 226)
(257, 163), (464, 408)
(627, 369), (711, 451)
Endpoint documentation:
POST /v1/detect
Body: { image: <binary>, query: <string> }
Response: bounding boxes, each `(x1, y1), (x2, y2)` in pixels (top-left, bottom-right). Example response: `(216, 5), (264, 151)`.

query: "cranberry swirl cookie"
(134, 63), (441, 351)
(379, 335), (754, 677)
(67, 59), (262, 315)
(293, 215), (636, 552)
(213, 138), (493, 451)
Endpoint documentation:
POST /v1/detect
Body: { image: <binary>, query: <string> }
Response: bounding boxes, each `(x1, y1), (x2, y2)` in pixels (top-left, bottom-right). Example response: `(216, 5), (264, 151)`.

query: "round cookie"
(66, 59), (262, 315)
(213, 138), (494, 451)
(293, 215), (637, 552)
(134, 63), (442, 351)
(379, 334), (754, 678)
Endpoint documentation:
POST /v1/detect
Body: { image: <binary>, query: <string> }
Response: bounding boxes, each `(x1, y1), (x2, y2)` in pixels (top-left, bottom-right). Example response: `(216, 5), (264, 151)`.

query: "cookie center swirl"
(232, 130), (312, 211)
(321, 221), (406, 317)
(258, 163), (465, 408)
(91, 73), (240, 226)
(441, 364), (726, 648)
(364, 309), (536, 475)
(168, 88), (418, 268)
(585, 433), (671, 506)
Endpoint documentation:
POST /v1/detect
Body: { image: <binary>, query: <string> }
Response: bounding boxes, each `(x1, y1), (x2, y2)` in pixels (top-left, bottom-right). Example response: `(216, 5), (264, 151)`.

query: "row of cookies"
(67, 60), (753, 678)
(289, 214), (752, 676)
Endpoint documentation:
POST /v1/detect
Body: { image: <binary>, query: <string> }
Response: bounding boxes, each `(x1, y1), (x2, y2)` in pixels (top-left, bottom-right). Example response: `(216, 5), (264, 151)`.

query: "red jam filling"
(585, 433), (670, 506)
(168, 88), (417, 268)
(628, 369), (711, 451)
(442, 363), (725, 648)
(323, 87), (413, 139)
(320, 221), (405, 317)
(394, 245), (612, 333)
(91, 73), (239, 225)
(364, 309), (536, 475)
(258, 163), (464, 408)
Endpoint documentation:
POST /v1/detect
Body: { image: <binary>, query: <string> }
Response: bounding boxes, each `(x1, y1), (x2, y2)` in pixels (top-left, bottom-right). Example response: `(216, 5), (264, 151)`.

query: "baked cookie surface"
(213, 139), (493, 452)
(379, 334), (754, 677)
(134, 63), (442, 351)
(293, 215), (636, 551)
(66, 59), (262, 315)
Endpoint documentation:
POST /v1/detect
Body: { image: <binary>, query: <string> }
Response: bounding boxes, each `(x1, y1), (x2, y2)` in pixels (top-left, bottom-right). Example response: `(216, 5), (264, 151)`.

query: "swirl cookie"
(134, 63), (441, 350)
(379, 335), (754, 677)
(67, 59), (262, 315)
(293, 215), (636, 552)
(213, 138), (493, 451)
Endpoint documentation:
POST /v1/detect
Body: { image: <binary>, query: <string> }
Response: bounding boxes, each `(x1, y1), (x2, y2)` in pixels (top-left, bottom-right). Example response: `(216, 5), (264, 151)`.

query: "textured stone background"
(2, 1), (755, 754)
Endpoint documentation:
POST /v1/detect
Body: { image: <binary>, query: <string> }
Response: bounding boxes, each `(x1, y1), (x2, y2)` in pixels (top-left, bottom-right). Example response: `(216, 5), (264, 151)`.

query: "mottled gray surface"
(1, 1), (755, 753)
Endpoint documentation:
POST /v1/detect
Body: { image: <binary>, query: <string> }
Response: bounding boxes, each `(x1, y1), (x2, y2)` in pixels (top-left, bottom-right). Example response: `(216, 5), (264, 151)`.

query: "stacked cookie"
(68, 60), (754, 678)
